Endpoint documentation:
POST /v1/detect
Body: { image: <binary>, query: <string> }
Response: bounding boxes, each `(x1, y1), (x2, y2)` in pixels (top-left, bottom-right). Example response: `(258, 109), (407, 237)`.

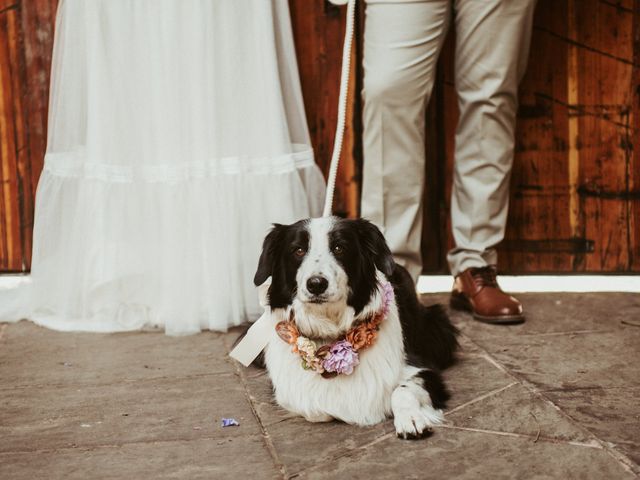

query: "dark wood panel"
(1, 0), (637, 273)
(19, 0), (57, 234)
(0, 3), (28, 271)
(421, 0), (640, 273)
(0, 0), (57, 272)
(632, 0), (640, 270)
(289, 0), (359, 219)
(503, 1), (575, 272)
(577, 21), (633, 271)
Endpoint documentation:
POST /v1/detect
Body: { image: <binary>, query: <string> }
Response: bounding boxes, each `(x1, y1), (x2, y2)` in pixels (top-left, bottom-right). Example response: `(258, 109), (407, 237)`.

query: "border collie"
(251, 217), (458, 439)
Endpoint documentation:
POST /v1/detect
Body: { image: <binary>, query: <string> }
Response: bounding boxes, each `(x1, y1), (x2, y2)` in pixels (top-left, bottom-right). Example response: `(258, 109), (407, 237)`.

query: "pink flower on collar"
(322, 340), (360, 375)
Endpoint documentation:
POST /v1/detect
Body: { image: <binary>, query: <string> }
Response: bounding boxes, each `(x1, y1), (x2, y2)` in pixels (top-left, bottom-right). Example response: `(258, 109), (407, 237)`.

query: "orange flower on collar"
(276, 321), (299, 347)
(345, 323), (378, 350)
(274, 281), (394, 378)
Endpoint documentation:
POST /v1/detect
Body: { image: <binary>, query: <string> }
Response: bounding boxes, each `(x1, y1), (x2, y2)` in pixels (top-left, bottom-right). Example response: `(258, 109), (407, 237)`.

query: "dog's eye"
(332, 245), (344, 255)
(293, 247), (306, 258)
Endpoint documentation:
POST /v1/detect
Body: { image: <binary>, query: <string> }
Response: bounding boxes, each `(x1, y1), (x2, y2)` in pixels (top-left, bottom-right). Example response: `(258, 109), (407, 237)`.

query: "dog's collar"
(275, 281), (394, 378)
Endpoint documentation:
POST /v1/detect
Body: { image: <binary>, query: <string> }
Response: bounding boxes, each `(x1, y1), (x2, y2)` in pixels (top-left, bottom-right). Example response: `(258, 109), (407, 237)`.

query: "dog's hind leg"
(391, 366), (446, 440)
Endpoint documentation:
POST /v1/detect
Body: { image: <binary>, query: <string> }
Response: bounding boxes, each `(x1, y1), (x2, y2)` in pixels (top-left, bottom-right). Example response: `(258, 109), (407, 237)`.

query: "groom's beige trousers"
(361, 0), (537, 281)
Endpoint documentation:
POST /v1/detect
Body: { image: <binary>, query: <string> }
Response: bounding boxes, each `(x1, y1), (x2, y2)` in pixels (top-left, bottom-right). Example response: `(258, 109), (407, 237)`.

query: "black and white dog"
(252, 217), (458, 439)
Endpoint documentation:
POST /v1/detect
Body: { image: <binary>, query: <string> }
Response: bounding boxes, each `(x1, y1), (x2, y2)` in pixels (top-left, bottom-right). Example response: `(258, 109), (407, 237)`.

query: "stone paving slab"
(484, 331), (639, 388)
(1, 292), (639, 479)
(0, 374), (259, 453)
(294, 427), (636, 480)
(543, 386), (640, 467)
(0, 322), (230, 388)
(0, 436), (281, 480)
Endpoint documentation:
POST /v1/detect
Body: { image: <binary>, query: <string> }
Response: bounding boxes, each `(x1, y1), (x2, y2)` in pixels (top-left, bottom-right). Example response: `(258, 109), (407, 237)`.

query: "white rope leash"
(230, 0), (357, 366)
(322, 0), (357, 218)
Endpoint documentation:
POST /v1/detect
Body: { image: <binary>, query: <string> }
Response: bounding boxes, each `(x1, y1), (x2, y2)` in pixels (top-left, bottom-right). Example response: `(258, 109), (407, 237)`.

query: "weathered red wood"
(18, 0), (58, 269)
(0, 0), (637, 273)
(0, 4), (27, 271)
(574, 0), (634, 271)
(289, 0), (359, 218)
(422, 0), (639, 273)
(0, 0), (57, 271)
(631, 0), (640, 271)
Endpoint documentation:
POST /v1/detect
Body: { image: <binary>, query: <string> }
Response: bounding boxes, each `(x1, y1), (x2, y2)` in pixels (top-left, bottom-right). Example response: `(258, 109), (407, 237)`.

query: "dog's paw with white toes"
(394, 406), (445, 440)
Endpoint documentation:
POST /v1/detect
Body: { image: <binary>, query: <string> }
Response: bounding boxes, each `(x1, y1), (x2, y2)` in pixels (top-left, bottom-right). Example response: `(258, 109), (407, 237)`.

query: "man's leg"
(448, 0), (536, 323)
(362, 0), (450, 282)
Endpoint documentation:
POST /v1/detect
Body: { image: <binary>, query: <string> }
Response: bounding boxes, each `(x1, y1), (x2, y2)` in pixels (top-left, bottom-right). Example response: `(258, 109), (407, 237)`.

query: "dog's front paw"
(393, 405), (444, 440)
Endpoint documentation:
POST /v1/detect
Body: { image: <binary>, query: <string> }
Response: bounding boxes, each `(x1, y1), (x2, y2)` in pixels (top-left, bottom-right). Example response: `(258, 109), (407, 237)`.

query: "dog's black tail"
(390, 264), (459, 371)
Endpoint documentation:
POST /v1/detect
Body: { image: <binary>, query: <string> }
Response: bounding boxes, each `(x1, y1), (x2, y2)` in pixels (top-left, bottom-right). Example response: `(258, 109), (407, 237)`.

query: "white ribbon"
(229, 279), (275, 367)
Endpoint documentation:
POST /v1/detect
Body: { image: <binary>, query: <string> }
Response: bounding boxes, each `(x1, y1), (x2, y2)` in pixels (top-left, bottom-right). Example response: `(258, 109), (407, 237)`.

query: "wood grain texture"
(632, 0), (640, 270)
(421, 0), (640, 273)
(289, 0), (359, 218)
(0, 0), (637, 273)
(0, 0), (57, 272)
(0, 3), (27, 271)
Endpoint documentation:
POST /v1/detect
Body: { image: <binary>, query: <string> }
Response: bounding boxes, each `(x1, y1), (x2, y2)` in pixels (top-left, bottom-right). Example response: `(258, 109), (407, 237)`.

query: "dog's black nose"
(306, 275), (328, 295)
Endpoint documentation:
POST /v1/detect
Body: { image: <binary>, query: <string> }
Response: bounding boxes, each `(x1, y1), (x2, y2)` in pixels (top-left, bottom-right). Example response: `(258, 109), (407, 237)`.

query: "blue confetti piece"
(221, 418), (239, 427)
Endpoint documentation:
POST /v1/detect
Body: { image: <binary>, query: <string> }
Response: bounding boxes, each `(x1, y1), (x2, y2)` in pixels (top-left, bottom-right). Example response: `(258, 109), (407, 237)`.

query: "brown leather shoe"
(450, 266), (524, 324)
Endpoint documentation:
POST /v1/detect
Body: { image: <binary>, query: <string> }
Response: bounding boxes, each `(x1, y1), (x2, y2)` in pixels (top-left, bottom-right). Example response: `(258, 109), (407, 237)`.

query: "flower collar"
(275, 281), (394, 378)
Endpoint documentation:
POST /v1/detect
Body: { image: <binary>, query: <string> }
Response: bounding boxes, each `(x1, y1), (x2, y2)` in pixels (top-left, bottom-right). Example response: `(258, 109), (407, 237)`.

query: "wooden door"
(421, 0), (640, 273)
(0, 0), (56, 271)
(1, 0), (638, 274)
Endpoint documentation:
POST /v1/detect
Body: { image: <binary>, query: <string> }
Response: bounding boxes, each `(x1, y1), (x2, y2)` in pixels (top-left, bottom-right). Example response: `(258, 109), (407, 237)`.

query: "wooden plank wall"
(289, 0), (360, 219)
(0, 0), (637, 273)
(0, 0), (56, 271)
(421, 0), (640, 273)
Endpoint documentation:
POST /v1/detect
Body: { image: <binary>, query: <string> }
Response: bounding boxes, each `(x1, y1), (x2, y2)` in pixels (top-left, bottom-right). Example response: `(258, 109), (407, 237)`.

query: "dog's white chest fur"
(265, 298), (405, 425)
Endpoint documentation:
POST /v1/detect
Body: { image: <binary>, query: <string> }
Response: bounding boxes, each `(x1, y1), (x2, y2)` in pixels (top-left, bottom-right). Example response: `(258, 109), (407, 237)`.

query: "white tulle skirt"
(0, 0), (325, 335)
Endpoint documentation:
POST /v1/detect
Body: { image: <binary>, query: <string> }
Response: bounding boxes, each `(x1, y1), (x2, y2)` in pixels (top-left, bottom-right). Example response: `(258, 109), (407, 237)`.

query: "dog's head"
(254, 217), (395, 318)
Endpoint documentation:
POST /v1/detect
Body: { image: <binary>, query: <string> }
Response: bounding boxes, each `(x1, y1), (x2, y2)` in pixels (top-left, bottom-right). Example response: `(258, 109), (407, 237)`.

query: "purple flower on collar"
(382, 281), (394, 315)
(322, 340), (359, 375)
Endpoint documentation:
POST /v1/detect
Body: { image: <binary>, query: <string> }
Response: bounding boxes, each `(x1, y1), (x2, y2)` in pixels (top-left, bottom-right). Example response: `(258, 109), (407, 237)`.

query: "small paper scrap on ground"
(221, 418), (239, 427)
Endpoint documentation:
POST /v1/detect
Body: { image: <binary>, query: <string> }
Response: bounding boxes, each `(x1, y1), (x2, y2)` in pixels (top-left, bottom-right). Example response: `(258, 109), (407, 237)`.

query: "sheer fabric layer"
(0, 0), (325, 334)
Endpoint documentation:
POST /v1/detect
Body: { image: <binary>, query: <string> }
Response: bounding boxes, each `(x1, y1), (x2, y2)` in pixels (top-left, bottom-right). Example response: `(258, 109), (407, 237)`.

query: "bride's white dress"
(0, 0), (325, 334)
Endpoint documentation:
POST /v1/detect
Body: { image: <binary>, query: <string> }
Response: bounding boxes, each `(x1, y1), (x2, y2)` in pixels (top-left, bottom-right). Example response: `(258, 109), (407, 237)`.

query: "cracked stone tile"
(0, 321), (231, 388)
(265, 415), (394, 475)
(442, 347), (515, 411)
(242, 367), (297, 427)
(294, 427), (636, 480)
(0, 436), (280, 480)
(0, 373), (259, 453)
(446, 382), (595, 443)
(472, 330), (640, 390)
(544, 386), (640, 467)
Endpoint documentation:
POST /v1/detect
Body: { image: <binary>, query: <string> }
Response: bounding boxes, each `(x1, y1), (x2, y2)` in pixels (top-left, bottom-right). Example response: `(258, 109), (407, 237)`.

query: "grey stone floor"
(1, 293), (639, 479)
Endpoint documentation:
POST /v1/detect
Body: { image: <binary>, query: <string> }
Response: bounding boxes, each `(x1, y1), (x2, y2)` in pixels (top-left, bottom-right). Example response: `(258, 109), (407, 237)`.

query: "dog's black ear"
(355, 219), (395, 277)
(254, 224), (286, 286)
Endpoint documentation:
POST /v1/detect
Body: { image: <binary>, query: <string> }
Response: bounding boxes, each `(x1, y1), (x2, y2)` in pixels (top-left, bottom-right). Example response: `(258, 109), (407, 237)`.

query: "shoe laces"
(469, 266), (498, 288)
